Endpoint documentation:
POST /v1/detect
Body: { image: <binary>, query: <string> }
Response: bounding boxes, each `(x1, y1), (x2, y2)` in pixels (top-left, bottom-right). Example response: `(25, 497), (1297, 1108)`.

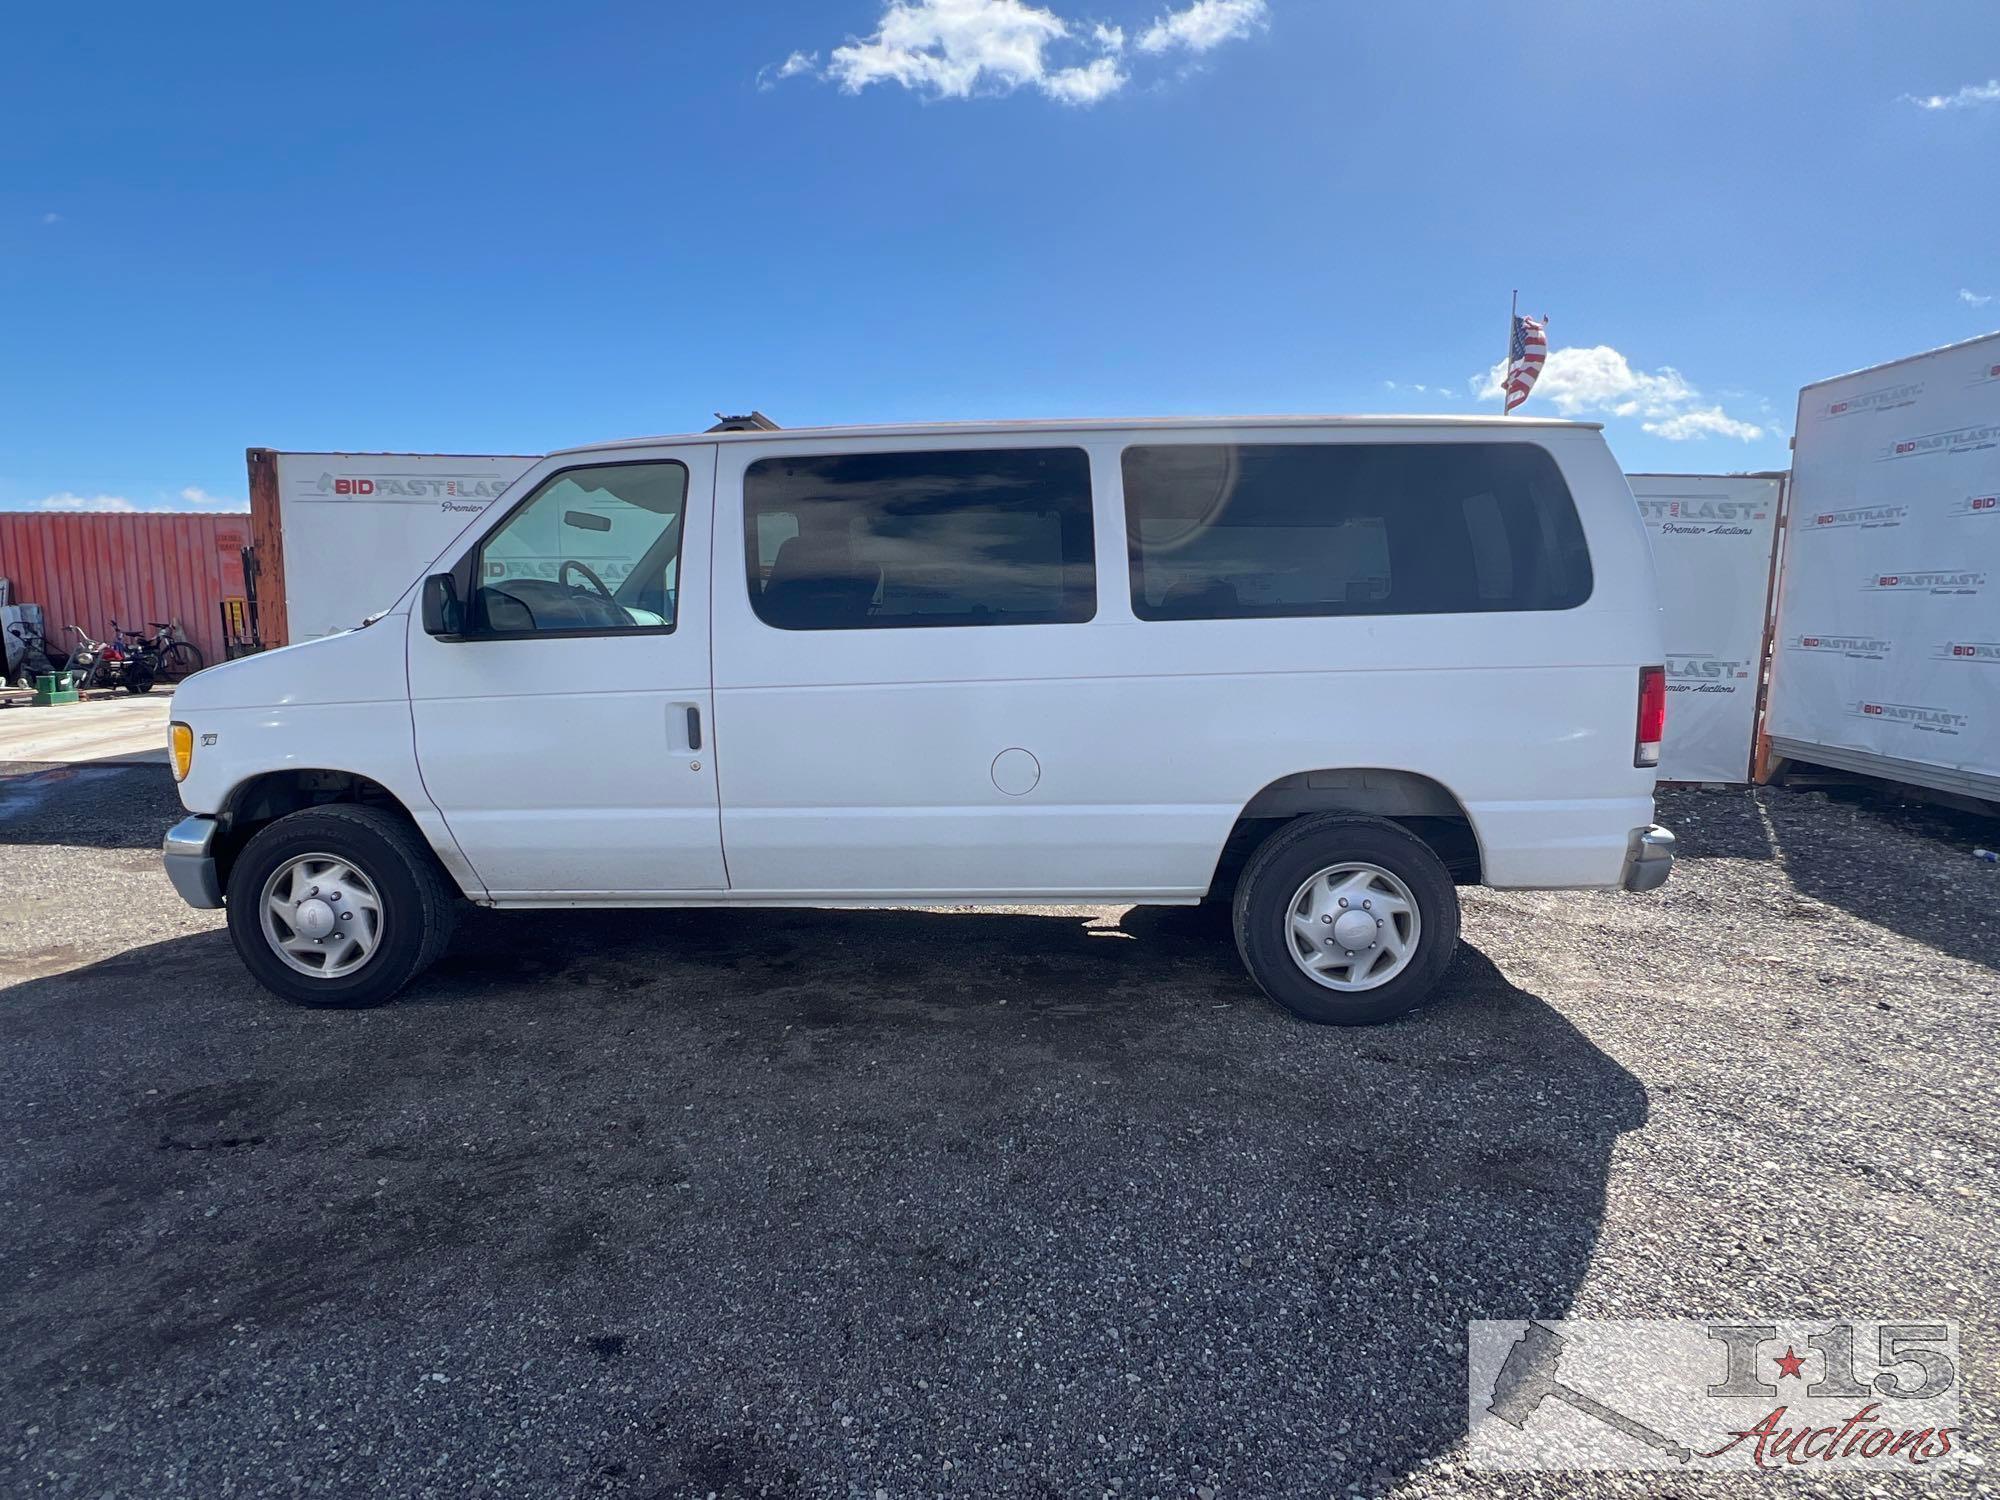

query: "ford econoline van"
(163, 417), (1673, 1025)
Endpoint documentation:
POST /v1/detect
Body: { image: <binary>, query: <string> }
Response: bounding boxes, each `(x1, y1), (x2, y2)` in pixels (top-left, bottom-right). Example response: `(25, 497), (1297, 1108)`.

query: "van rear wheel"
(1232, 814), (1459, 1026)
(225, 805), (456, 1008)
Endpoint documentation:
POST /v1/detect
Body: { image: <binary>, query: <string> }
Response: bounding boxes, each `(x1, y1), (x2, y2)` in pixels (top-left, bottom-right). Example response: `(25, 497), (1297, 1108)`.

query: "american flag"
(1504, 313), (1547, 413)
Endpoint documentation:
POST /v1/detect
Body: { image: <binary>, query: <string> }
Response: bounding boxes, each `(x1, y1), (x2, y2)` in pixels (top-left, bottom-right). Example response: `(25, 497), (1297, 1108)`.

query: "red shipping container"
(0, 511), (245, 672)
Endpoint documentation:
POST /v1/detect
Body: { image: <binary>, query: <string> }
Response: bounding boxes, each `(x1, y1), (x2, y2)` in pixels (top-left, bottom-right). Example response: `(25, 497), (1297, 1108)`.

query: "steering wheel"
(559, 559), (613, 600)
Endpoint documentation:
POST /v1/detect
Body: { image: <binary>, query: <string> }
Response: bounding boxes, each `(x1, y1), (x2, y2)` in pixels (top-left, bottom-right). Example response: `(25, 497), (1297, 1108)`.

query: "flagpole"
(1503, 289), (1517, 415)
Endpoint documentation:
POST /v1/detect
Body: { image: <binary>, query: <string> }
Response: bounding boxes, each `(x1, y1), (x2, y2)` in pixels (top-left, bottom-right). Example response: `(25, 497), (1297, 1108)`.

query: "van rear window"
(1121, 442), (1592, 620)
(744, 448), (1095, 631)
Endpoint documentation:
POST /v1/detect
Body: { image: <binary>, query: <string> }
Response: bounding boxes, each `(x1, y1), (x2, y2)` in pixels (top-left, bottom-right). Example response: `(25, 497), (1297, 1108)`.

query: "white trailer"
(246, 450), (538, 646)
(1627, 472), (1786, 783)
(1764, 331), (2000, 802)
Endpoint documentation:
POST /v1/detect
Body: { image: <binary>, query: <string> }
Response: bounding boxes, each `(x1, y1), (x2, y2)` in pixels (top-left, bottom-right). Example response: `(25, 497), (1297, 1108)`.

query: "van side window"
(473, 461), (687, 635)
(1460, 491), (1515, 600)
(743, 449), (1095, 630)
(1121, 442), (1592, 620)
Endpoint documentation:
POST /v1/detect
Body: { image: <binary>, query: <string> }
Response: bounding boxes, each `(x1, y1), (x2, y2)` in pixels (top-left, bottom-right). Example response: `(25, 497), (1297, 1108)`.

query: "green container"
(32, 671), (80, 706)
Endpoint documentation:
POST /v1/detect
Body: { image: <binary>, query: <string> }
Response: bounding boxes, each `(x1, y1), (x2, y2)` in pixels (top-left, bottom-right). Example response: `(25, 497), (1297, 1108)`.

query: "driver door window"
(473, 461), (688, 635)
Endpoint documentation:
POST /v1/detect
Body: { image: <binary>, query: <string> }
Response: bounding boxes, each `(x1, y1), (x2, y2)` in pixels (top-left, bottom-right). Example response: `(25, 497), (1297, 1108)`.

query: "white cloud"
(1137, 0), (1268, 53)
(1474, 343), (1765, 442)
(1960, 288), (1993, 308)
(826, 0), (1075, 100)
(7, 486), (247, 514)
(40, 211), (61, 225)
(758, 50), (821, 89)
(1042, 54), (1127, 103)
(177, 486), (248, 511)
(1902, 78), (2000, 110)
(23, 492), (137, 513)
(1639, 406), (1765, 442)
(786, 0), (1259, 106)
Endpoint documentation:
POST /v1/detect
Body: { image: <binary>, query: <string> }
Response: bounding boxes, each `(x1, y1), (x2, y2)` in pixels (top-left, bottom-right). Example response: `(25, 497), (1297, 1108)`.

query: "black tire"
(157, 642), (205, 681)
(1231, 813), (1460, 1026)
(125, 676), (155, 694)
(225, 805), (458, 1008)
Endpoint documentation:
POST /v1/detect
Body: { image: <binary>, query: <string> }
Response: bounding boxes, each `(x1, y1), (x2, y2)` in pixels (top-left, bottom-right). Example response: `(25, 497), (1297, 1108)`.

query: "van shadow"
(1, 907), (1647, 1497)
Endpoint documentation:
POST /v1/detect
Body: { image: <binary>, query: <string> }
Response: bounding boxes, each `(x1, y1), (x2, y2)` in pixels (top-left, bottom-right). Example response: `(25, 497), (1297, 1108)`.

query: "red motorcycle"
(65, 624), (156, 694)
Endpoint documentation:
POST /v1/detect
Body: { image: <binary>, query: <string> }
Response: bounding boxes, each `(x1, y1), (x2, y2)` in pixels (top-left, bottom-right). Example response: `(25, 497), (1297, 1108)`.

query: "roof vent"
(707, 411), (781, 432)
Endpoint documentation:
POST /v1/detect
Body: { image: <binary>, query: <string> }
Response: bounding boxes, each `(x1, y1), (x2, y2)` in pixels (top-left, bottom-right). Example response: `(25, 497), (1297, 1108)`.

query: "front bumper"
(164, 814), (224, 908)
(1621, 823), (1677, 893)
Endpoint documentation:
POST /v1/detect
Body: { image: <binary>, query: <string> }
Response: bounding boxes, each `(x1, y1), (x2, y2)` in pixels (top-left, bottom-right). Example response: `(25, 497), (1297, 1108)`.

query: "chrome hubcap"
(1285, 862), (1421, 993)
(259, 853), (383, 979)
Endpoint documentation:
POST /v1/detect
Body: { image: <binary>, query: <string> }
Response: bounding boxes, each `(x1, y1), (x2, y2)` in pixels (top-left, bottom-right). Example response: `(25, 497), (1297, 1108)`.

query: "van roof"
(550, 413), (1602, 455)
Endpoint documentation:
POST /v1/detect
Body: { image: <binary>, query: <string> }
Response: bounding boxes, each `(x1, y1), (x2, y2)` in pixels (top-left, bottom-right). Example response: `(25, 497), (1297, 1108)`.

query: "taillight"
(1635, 665), (1666, 768)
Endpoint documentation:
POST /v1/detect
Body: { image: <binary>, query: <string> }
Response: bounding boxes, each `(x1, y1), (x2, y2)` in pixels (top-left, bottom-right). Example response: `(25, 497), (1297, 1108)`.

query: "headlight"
(169, 722), (194, 782)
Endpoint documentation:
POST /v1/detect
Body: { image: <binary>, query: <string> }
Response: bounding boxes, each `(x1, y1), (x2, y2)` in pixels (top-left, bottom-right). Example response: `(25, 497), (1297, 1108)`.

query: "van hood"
(173, 612), (410, 712)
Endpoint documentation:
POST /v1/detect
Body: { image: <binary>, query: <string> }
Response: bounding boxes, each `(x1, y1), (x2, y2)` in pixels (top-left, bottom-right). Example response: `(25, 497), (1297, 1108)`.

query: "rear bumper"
(1621, 824), (1676, 893)
(164, 814), (224, 909)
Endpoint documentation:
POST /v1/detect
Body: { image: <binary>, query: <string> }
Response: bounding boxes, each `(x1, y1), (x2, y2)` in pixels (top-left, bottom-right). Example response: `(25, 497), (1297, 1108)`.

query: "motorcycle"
(66, 624), (157, 694)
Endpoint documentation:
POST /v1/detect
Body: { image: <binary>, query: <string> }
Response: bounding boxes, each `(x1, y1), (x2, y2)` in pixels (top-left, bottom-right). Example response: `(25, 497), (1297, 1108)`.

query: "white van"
(163, 416), (1674, 1025)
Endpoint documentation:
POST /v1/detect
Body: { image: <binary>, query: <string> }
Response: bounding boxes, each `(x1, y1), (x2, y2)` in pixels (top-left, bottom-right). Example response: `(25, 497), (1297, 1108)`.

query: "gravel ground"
(0, 761), (1993, 1498)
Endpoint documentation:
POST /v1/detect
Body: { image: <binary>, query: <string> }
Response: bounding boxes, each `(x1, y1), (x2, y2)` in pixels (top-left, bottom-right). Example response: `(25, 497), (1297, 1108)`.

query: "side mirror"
(421, 573), (467, 640)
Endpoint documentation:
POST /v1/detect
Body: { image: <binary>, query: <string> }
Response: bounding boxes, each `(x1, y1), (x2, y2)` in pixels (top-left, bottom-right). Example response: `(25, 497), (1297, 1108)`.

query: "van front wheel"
(1232, 814), (1459, 1026)
(224, 805), (457, 1008)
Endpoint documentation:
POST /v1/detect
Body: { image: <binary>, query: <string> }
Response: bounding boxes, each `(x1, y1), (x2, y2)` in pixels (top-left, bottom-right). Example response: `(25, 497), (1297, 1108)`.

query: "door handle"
(685, 705), (703, 751)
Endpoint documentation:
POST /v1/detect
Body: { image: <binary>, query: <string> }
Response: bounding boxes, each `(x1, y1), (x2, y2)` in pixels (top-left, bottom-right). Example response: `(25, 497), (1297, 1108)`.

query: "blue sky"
(3, 0), (1997, 512)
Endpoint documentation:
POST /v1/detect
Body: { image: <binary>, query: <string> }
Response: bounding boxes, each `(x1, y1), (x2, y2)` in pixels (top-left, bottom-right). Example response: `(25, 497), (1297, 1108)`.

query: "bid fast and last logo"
(1849, 700), (1968, 734)
(310, 471), (513, 513)
(1937, 640), (2000, 663)
(1634, 497), (1768, 537)
(1861, 569), (1986, 595)
(1808, 502), (1907, 530)
(1790, 634), (1891, 659)
(1881, 421), (2000, 459)
(1807, 497), (1991, 528)
(1666, 655), (1752, 691)
(1822, 380), (1924, 418)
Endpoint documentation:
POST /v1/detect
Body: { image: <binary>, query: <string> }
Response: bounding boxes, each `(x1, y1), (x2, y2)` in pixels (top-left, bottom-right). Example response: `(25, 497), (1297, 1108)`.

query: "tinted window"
(744, 449), (1095, 630)
(474, 461), (687, 634)
(1122, 442), (1592, 620)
